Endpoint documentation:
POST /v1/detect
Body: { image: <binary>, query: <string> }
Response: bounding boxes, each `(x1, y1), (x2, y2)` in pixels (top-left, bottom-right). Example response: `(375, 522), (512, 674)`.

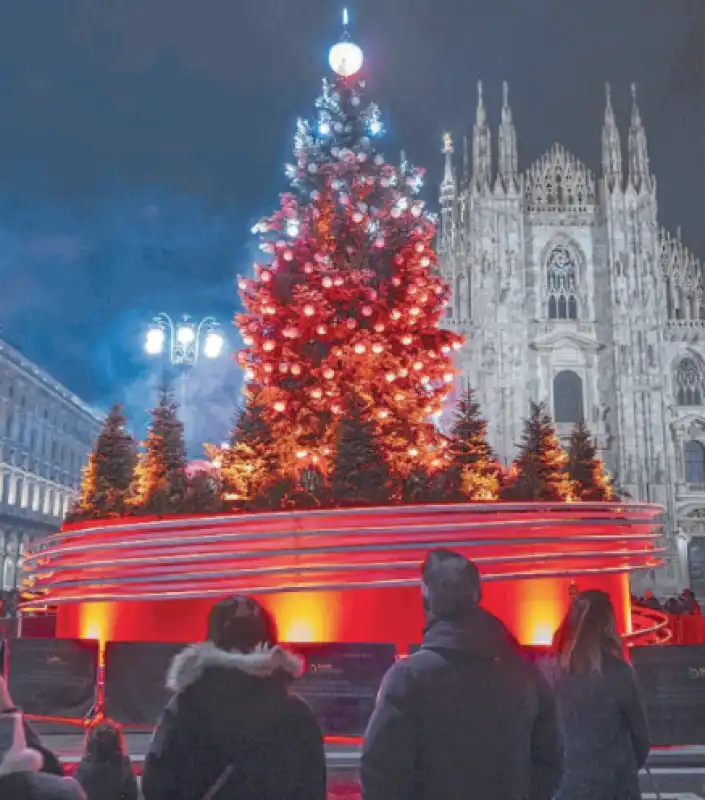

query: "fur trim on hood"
(167, 642), (305, 693)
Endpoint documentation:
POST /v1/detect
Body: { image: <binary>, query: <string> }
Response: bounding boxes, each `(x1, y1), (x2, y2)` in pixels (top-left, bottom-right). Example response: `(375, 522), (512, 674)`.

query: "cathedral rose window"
(546, 245), (579, 320)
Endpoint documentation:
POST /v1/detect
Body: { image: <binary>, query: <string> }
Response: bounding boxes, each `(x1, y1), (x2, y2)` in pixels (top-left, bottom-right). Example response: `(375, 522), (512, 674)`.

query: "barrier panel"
(289, 643), (396, 737)
(104, 641), (396, 733)
(6, 638), (98, 720)
(104, 642), (188, 726)
(632, 644), (705, 745)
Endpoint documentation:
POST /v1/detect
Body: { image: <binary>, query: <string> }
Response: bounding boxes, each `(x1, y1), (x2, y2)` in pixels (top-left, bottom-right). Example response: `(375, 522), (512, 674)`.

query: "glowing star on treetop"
(329, 9), (363, 77)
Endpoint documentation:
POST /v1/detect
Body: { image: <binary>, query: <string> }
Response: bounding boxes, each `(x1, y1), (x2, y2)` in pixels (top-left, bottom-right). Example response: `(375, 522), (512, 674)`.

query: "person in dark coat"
(541, 590), (651, 800)
(141, 595), (326, 800)
(74, 720), (138, 800)
(361, 548), (563, 800)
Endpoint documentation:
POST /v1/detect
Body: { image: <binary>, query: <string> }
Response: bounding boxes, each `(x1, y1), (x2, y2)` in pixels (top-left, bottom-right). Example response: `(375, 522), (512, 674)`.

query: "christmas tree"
(66, 404), (137, 522)
(445, 387), (503, 501)
(131, 386), (188, 516)
(213, 387), (279, 508)
(330, 398), (394, 507)
(235, 16), (463, 497)
(567, 419), (613, 501)
(503, 401), (575, 502)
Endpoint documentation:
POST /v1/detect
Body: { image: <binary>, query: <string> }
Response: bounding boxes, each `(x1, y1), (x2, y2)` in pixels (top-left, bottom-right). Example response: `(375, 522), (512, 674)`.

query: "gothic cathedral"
(438, 81), (705, 598)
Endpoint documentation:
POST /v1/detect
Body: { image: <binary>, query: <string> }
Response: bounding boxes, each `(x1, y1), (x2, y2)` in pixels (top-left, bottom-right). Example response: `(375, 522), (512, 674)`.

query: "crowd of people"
(0, 549), (651, 800)
(634, 588), (701, 615)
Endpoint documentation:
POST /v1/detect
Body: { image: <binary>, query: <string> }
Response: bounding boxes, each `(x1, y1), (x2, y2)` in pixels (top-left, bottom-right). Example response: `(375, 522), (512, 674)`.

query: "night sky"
(0, 0), (703, 446)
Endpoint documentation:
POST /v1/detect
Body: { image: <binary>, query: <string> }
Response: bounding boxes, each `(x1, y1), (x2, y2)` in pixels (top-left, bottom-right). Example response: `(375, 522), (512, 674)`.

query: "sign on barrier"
(6, 638), (98, 720)
(408, 644), (551, 663)
(291, 643), (396, 737)
(104, 642), (188, 727)
(632, 644), (705, 746)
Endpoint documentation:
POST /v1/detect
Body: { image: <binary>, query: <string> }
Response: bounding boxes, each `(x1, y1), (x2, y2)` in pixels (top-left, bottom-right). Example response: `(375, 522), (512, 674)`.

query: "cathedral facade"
(438, 81), (705, 598)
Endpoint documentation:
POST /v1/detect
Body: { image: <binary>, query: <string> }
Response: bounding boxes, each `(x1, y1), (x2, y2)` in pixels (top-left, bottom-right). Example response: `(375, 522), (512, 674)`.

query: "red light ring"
(21, 502), (664, 609)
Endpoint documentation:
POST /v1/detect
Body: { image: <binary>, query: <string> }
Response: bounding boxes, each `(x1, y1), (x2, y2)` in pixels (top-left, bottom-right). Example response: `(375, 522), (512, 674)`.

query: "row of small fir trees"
(66, 389), (222, 523)
(66, 387), (621, 523)
(216, 388), (621, 509)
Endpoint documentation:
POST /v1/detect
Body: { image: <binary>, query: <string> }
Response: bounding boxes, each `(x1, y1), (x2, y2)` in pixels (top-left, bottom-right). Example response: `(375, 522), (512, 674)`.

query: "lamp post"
(144, 313), (226, 409)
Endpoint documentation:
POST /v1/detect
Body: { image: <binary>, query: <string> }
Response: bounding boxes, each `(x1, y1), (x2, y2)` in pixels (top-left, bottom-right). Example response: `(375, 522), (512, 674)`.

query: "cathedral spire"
(472, 80), (492, 191)
(628, 83), (651, 192)
(462, 134), (470, 183)
(498, 81), (518, 191)
(442, 131), (455, 187)
(439, 132), (457, 254)
(601, 83), (623, 191)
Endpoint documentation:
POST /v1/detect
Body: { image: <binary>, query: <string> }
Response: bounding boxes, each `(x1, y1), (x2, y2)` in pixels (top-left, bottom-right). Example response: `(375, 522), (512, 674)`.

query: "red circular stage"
(21, 502), (665, 652)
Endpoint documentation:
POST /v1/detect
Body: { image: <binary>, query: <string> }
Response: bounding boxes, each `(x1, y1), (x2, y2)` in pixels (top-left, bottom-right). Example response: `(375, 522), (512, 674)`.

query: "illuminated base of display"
(22, 502), (665, 650)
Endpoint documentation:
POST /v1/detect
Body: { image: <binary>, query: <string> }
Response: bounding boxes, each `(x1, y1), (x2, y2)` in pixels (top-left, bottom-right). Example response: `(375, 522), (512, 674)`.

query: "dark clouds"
(0, 0), (702, 437)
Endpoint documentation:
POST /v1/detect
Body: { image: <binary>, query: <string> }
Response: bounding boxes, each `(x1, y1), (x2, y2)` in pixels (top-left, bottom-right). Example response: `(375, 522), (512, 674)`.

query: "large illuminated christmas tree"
(235, 14), (463, 489)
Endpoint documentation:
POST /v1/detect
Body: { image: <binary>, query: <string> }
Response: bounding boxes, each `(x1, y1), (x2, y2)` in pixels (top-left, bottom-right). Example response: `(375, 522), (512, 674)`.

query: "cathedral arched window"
(553, 370), (584, 424)
(546, 245), (579, 320)
(675, 357), (705, 406)
(685, 441), (705, 484)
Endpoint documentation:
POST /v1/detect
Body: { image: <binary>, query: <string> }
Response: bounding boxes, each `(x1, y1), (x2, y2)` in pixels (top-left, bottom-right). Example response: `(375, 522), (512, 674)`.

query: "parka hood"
(166, 641), (305, 693)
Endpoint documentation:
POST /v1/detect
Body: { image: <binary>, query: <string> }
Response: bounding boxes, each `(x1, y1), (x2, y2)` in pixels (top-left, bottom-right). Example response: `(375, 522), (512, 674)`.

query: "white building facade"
(438, 81), (705, 598)
(0, 337), (101, 601)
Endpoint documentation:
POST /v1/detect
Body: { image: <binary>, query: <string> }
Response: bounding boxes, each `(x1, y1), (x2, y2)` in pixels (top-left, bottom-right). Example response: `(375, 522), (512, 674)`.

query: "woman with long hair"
(543, 590), (650, 800)
(141, 595), (326, 800)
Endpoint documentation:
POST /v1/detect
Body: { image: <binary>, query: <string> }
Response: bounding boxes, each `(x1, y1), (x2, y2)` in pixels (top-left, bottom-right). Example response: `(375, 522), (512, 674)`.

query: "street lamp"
(144, 313), (225, 367)
(144, 313), (226, 410)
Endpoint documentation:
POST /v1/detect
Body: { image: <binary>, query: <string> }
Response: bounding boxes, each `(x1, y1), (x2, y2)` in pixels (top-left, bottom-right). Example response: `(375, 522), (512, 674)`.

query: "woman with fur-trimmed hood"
(141, 595), (326, 800)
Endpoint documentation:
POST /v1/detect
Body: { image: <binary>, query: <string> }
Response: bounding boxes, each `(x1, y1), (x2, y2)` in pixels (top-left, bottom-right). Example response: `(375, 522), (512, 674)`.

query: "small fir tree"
(445, 387), (503, 501)
(330, 399), (393, 507)
(66, 404), (137, 522)
(567, 420), (613, 501)
(216, 387), (279, 507)
(131, 387), (188, 516)
(503, 401), (576, 502)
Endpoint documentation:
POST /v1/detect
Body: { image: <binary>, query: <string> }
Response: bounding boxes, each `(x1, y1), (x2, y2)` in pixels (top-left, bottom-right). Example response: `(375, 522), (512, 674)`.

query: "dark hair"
(85, 720), (124, 763)
(207, 595), (278, 653)
(553, 590), (623, 674)
(421, 549), (482, 621)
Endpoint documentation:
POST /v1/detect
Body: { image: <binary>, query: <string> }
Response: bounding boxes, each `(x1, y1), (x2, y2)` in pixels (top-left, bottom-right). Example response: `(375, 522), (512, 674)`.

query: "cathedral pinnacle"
(601, 82), (622, 191)
(441, 131), (455, 187)
(476, 79), (486, 125)
(472, 80), (492, 191)
(498, 80), (518, 191)
(628, 83), (651, 193)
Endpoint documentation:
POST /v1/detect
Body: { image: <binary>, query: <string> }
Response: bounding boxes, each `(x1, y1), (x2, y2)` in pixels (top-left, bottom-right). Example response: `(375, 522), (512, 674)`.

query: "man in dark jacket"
(361, 549), (563, 800)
